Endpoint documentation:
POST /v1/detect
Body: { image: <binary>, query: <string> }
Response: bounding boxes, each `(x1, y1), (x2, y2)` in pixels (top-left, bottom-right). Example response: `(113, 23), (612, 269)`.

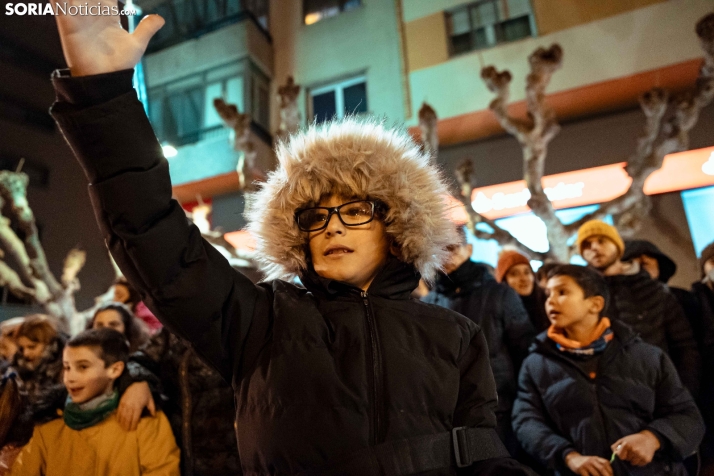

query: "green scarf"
(63, 390), (119, 430)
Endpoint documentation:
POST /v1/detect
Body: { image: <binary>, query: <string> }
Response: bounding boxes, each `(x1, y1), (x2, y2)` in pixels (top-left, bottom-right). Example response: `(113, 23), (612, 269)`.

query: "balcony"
(144, 0), (270, 54)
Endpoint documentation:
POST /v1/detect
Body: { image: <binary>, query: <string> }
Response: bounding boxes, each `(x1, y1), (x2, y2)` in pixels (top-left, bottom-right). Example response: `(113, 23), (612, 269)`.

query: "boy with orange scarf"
(512, 265), (704, 476)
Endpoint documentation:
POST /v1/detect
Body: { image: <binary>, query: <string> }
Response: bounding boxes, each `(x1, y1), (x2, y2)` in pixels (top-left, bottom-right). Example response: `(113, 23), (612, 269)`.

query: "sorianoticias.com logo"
(5, 2), (138, 16)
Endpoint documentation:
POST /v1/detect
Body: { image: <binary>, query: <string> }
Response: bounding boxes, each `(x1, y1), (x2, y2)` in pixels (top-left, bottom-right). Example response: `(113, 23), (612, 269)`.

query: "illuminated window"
(466, 205), (612, 267)
(303, 0), (361, 25)
(682, 186), (714, 256)
(446, 0), (535, 55)
(309, 76), (367, 124)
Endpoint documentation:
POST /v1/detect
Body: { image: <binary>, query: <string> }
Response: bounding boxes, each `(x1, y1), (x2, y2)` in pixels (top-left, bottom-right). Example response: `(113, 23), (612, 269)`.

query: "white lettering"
(5, 4), (13, 15)
(28, 3), (38, 14)
(471, 181), (586, 215)
(54, 2), (67, 14)
(43, 2), (54, 14)
(14, 3), (27, 14)
(68, 5), (78, 15)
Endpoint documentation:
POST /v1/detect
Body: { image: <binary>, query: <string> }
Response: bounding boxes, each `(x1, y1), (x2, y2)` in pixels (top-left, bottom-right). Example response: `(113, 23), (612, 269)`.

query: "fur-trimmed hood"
(245, 117), (459, 282)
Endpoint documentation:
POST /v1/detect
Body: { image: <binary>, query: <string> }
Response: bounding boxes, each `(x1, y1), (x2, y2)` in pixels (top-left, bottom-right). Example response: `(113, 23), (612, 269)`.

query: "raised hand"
(51, 0), (164, 76)
(565, 451), (614, 476)
(610, 430), (661, 467)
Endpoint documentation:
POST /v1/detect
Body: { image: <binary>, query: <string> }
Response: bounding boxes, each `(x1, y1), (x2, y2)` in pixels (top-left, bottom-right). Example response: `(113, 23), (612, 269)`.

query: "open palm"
(52, 0), (164, 76)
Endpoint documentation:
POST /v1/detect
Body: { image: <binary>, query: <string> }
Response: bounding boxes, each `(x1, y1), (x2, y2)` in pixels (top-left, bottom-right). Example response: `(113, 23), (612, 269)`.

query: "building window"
(149, 60), (270, 146)
(303, 0), (361, 25)
(309, 76), (367, 124)
(446, 0), (535, 55)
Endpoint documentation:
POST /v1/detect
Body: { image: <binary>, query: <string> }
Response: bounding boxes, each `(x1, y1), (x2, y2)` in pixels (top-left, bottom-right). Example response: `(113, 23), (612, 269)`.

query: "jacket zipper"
(361, 291), (382, 445)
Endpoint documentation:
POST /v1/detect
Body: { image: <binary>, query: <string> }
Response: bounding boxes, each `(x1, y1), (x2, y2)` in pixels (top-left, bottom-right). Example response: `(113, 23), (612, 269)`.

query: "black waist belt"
(297, 427), (510, 476)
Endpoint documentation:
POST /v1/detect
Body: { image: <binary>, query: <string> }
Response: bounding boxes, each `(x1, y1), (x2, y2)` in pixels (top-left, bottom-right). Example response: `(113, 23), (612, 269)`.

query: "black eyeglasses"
(295, 200), (381, 232)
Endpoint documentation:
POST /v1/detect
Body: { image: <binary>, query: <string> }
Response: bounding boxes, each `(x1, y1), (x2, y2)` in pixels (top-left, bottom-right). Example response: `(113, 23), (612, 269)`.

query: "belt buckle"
(452, 426), (469, 468)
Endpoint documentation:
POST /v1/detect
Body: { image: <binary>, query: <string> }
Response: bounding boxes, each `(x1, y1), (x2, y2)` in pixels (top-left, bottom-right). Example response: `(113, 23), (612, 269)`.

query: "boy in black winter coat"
(46, 3), (538, 474)
(512, 265), (704, 476)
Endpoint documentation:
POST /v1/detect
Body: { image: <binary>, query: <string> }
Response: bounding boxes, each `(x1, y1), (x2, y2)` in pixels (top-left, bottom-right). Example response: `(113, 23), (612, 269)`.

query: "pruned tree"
(0, 166), (86, 332)
(450, 12), (714, 262)
(277, 76), (302, 141)
(214, 98), (263, 190)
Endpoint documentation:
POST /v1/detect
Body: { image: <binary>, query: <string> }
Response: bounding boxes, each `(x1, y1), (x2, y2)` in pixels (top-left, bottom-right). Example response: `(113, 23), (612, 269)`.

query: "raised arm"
(49, 0), (269, 382)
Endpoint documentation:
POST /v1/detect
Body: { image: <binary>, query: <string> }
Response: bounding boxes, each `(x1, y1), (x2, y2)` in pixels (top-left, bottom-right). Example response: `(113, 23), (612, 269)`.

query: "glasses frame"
(295, 200), (381, 232)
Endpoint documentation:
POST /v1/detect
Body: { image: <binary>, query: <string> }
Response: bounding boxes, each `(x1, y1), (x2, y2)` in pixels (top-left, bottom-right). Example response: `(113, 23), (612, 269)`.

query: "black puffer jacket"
(512, 320), (704, 476)
(49, 70), (536, 476)
(423, 261), (535, 413)
(691, 282), (714, 428)
(132, 329), (240, 476)
(604, 271), (700, 397)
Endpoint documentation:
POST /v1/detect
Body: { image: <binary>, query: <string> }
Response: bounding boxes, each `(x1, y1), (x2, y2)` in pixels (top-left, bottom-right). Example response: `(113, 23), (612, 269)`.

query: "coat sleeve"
(137, 412), (181, 476)
(646, 350), (705, 461)
(511, 357), (574, 471)
(49, 69), (270, 382)
(9, 428), (47, 476)
(500, 287), (536, 372)
(454, 327), (499, 429)
(662, 290), (701, 399)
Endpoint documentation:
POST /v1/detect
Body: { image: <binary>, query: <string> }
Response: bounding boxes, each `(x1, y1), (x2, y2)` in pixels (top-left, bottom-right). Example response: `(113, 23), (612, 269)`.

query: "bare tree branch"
(277, 76), (301, 141)
(454, 159), (549, 261)
(566, 13), (714, 234)
(481, 44), (570, 260)
(214, 98), (264, 190)
(418, 102), (439, 157)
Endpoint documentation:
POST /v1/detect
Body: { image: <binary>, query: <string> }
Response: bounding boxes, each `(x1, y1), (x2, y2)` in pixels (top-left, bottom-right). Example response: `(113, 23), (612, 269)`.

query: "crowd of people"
(0, 219), (711, 476)
(0, 7), (711, 474)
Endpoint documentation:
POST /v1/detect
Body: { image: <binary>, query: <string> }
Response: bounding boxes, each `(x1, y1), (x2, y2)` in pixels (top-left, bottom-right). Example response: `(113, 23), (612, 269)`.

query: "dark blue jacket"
(512, 320), (704, 475)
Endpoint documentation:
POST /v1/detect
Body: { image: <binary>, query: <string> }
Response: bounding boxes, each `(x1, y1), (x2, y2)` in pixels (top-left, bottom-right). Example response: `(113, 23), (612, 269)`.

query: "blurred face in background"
(505, 263), (535, 297)
(443, 243), (473, 275)
(0, 334), (18, 361)
(93, 310), (126, 336)
(113, 284), (131, 304)
(581, 236), (620, 272)
(632, 254), (660, 280)
(17, 336), (46, 368)
(705, 258), (714, 287)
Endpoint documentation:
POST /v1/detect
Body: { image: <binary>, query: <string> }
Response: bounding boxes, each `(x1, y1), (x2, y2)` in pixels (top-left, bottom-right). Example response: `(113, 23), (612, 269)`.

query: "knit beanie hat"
(700, 241), (714, 276)
(496, 250), (531, 283)
(576, 220), (625, 257)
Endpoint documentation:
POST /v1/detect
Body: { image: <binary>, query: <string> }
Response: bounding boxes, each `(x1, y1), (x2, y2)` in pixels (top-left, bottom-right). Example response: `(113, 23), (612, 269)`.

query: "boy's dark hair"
(67, 328), (129, 367)
(536, 262), (560, 284)
(547, 264), (610, 316)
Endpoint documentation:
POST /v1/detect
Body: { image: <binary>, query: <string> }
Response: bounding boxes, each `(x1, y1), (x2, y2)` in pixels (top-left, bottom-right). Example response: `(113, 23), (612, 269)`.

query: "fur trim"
(245, 116), (459, 282)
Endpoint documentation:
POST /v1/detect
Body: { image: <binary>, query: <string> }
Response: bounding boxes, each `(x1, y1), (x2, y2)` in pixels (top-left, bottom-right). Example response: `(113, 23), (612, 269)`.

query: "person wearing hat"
(44, 6), (538, 475)
(423, 231), (535, 457)
(691, 241), (714, 472)
(496, 251), (550, 333)
(576, 221), (701, 398)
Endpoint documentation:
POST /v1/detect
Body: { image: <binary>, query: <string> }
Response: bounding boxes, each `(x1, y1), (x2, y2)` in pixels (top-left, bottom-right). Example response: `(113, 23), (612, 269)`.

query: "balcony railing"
(145, 0), (270, 54)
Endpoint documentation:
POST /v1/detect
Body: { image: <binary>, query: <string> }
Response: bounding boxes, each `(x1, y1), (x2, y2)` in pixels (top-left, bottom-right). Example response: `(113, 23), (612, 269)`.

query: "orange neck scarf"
(547, 318), (612, 350)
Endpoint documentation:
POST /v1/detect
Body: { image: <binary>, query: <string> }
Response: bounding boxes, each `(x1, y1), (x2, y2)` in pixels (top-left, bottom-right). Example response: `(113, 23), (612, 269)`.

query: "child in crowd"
(113, 277), (162, 333)
(13, 316), (66, 419)
(496, 250), (550, 333)
(90, 302), (149, 352)
(10, 328), (180, 476)
(512, 265), (704, 476)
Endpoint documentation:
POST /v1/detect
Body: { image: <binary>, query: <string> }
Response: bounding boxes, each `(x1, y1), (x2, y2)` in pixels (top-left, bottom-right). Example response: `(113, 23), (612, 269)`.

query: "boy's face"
(545, 275), (604, 328)
(581, 236), (620, 271)
(63, 346), (124, 405)
(308, 195), (391, 291)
